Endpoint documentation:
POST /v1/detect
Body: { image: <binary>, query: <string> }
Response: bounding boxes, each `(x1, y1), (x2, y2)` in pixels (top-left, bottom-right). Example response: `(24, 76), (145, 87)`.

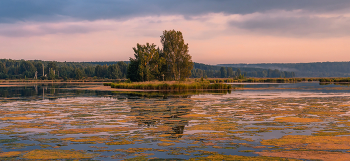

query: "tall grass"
(207, 78), (306, 83)
(105, 81), (231, 90)
(319, 78), (350, 82)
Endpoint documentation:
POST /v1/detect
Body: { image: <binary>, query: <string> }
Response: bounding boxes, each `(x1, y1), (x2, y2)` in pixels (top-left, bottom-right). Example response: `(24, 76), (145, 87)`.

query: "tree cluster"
(127, 30), (193, 82)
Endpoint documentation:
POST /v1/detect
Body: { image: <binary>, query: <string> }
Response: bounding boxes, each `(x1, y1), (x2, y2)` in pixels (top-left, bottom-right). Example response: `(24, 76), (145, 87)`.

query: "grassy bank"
(319, 78), (350, 83)
(104, 81), (231, 91)
(205, 77), (350, 83)
(206, 78), (313, 83)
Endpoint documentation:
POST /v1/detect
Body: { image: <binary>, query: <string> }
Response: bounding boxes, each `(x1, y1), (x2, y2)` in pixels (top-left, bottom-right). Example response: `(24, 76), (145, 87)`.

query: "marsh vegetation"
(1, 82), (350, 160)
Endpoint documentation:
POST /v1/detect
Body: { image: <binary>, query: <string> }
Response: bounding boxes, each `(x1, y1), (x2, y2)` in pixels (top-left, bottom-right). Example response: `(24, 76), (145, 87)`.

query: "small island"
(104, 29), (233, 91)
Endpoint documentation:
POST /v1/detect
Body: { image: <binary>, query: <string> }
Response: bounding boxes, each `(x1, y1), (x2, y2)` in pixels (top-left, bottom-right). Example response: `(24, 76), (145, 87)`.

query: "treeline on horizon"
(192, 63), (295, 78)
(0, 59), (128, 80)
(0, 59), (295, 80)
(220, 62), (350, 77)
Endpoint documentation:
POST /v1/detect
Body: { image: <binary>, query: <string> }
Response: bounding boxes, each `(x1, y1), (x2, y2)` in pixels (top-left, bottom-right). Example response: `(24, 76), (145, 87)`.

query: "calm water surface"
(1, 82), (350, 160)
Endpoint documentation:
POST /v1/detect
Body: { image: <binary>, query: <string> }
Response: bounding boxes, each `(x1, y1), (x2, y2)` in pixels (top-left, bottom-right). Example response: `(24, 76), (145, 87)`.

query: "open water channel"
(1, 82), (350, 160)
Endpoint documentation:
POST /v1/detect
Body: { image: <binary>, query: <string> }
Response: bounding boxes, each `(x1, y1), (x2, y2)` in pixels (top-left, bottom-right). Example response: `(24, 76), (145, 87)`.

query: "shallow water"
(1, 82), (350, 160)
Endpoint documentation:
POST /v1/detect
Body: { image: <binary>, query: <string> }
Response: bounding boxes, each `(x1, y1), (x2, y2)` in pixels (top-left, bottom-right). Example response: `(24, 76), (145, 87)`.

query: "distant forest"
(0, 59), (295, 80)
(192, 63), (295, 78)
(0, 59), (128, 80)
(219, 62), (350, 77)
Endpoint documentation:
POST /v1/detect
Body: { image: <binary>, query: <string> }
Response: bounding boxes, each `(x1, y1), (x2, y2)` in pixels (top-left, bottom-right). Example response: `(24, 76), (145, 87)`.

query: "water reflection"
(128, 98), (194, 137)
(0, 83), (232, 100)
(1, 82), (350, 160)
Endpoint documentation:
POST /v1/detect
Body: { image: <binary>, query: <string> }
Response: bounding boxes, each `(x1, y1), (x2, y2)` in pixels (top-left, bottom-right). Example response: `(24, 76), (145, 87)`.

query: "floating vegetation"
(0, 116), (34, 120)
(1, 83), (350, 160)
(188, 154), (299, 161)
(22, 149), (97, 160)
(257, 150), (350, 161)
(106, 140), (134, 145)
(0, 138), (18, 143)
(274, 117), (322, 123)
(261, 135), (350, 150)
(62, 136), (111, 144)
(0, 151), (24, 158)
(157, 143), (175, 146)
(50, 127), (134, 134)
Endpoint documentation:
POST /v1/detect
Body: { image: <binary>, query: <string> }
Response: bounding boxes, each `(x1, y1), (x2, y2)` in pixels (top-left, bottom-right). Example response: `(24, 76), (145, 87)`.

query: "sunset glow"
(1, 1), (350, 64)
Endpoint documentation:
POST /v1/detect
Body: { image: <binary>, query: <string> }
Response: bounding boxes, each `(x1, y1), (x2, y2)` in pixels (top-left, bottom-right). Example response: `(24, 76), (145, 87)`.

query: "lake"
(1, 82), (350, 160)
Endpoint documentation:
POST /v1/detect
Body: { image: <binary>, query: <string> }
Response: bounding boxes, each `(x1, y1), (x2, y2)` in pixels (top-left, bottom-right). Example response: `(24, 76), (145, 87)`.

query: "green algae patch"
(50, 127), (133, 134)
(62, 136), (111, 144)
(106, 140), (134, 145)
(0, 116), (35, 121)
(274, 117), (322, 123)
(115, 148), (153, 154)
(257, 150), (350, 161)
(3, 143), (35, 149)
(186, 122), (237, 131)
(0, 138), (18, 143)
(1, 122), (60, 130)
(0, 151), (25, 158)
(144, 125), (173, 133)
(261, 135), (350, 150)
(124, 156), (149, 161)
(179, 114), (213, 119)
(4, 84), (350, 160)
(157, 143), (176, 146)
(187, 154), (299, 161)
(312, 131), (350, 136)
(22, 149), (97, 160)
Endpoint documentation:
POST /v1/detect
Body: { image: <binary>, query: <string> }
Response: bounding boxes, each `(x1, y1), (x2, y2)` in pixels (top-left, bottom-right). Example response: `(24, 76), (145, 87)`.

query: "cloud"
(1, 0), (350, 23)
(2, 11), (350, 39)
(228, 10), (350, 38)
(1, 13), (350, 64)
(0, 20), (119, 37)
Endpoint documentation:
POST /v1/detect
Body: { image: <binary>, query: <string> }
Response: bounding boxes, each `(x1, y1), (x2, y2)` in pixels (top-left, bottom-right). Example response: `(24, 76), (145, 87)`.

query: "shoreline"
(67, 85), (233, 92)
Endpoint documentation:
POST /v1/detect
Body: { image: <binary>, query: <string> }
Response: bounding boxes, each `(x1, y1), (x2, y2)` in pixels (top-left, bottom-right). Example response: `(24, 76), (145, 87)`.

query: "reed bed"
(319, 78), (350, 82)
(207, 78), (307, 83)
(104, 81), (231, 90)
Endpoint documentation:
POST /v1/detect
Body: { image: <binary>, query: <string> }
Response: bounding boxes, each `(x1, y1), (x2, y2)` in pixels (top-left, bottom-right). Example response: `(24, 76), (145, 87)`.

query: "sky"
(1, 0), (350, 64)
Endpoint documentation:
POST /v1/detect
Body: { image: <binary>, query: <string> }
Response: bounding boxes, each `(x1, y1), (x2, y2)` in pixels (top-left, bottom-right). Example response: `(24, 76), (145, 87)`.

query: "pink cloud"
(0, 13), (350, 64)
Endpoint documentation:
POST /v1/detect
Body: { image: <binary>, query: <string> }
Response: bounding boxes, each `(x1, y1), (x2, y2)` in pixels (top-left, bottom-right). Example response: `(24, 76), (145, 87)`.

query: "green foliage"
(48, 62), (57, 71)
(108, 64), (121, 79)
(0, 59), (128, 80)
(95, 65), (108, 78)
(48, 68), (55, 80)
(127, 30), (193, 82)
(319, 78), (350, 82)
(84, 66), (95, 77)
(161, 30), (193, 80)
(220, 62), (350, 77)
(0, 57), (296, 80)
(127, 59), (140, 82)
(128, 43), (163, 82)
(117, 61), (128, 78)
(220, 67), (227, 78)
(191, 63), (295, 78)
(0, 62), (5, 73)
(74, 68), (83, 80)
